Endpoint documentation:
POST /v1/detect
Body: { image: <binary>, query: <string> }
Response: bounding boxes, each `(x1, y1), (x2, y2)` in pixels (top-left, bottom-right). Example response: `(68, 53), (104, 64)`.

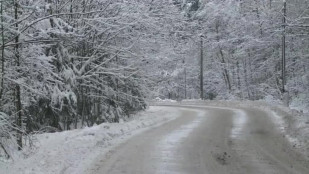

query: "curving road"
(91, 105), (309, 174)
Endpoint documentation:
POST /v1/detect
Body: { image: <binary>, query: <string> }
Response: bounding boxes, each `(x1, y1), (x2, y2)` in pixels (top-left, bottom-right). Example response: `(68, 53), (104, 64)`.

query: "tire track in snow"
(230, 110), (248, 140)
(153, 109), (206, 174)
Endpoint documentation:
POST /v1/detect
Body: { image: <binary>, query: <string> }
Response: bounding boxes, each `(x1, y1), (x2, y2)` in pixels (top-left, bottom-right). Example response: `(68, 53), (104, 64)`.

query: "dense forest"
(0, 0), (308, 154)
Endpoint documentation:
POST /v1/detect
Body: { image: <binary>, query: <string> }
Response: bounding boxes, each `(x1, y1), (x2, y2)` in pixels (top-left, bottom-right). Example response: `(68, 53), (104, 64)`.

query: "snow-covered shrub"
(0, 112), (16, 159)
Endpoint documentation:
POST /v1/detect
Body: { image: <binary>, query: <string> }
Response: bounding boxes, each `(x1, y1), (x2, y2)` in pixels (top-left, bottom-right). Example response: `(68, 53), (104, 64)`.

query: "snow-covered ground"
(156, 109), (205, 173)
(0, 106), (181, 174)
(1, 100), (308, 174)
(151, 99), (309, 159)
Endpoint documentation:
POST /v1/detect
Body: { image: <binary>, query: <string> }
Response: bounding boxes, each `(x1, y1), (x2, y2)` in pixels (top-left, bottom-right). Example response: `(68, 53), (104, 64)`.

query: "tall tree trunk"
(47, 0), (54, 28)
(254, 0), (263, 36)
(0, 1), (4, 100)
(215, 21), (231, 92)
(14, 0), (22, 151)
(219, 49), (231, 91)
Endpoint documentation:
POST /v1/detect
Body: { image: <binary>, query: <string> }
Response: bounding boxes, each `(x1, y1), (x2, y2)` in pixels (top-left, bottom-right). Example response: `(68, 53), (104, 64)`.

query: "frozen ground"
(152, 99), (309, 160)
(91, 104), (309, 174)
(1, 100), (308, 174)
(0, 106), (181, 174)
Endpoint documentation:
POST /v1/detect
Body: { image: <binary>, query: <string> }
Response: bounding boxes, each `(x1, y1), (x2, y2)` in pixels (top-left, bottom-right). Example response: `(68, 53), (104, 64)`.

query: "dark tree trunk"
(14, 0), (22, 150)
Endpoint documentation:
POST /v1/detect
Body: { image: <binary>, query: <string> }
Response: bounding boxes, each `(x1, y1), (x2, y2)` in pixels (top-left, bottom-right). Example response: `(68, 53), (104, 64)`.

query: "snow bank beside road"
(0, 106), (180, 174)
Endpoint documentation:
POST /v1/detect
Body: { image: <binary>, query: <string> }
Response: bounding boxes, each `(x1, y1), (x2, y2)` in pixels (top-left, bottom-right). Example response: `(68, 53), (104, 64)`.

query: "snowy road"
(91, 105), (309, 174)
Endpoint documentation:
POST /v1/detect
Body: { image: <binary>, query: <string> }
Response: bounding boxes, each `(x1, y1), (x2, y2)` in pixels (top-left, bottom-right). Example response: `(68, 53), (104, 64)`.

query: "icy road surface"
(90, 106), (309, 174)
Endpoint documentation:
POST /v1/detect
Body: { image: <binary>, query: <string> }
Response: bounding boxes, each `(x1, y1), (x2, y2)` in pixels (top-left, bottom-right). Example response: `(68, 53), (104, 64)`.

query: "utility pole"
(183, 59), (187, 99)
(200, 35), (204, 100)
(185, 67), (187, 99)
(282, 0), (286, 93)
(282, 0), (289, 106)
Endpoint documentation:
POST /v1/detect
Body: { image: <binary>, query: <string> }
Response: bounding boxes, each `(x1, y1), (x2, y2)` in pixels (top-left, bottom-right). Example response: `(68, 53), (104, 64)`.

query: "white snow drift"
(0, 106), (181, 174)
